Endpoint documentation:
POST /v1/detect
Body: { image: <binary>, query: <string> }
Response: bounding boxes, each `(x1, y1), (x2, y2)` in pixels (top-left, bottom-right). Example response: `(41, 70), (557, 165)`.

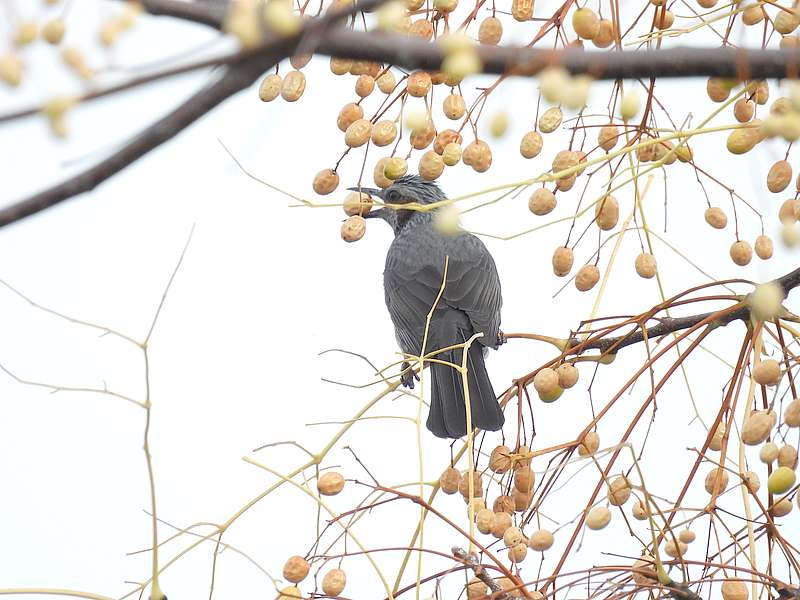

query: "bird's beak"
(348, 186), (384, 199)
(363, 208), (385, 219)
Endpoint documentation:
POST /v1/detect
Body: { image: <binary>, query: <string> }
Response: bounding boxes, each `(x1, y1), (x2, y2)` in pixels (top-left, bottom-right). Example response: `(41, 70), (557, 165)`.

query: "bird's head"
(348, 175), (446, 232)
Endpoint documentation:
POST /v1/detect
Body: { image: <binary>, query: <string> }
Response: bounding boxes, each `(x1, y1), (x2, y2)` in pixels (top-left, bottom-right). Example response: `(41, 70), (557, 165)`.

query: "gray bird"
(351, 175), (505, 439)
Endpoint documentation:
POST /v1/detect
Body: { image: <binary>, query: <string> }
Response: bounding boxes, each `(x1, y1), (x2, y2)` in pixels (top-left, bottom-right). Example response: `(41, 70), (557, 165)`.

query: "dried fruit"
(491, 511), (513, 538)
(578, 431), (599, 456)
(511, 0), (532, 21)
(778, 445), (798, 468)
(283, 556), (310, 583)
(459, 470), (483, 497)
(539, 107), (563, 133)
(576, 265), (600, 292)
(489, 445), (513, 473)
(572, 8), (600, 39)
(707, 77), (732, 102)
(774, 498), (793, 516)
(528, 188), (556, 216)
(592, 19), (615, 48)
(775, 9), (800, 34)
(586, 506), (611, 530)
(598, 125), (619, 151)
(556, 364), (579, 389)
(376, 71), (396, 93)
(709, 421), (726, 451)
(343, 191), (373, 216)
(466, 577), (487, 599)
(345, 119), (373, 148)
(476, 508), (495, 534)
(768, 466), (796, 494)
(784, 399), (800, 427)
(478, 17), (503, 45)
(489, 111), (509, 138)
(743, 471), (760, 494)
(620, 90), (640, 121)
(313, 169), (340, 195)
(734, 99), (755, 122)
(384, 157), (408, 180)
(514, 467), (535, 493)
(511, 488), (533, 511)
(632, 500), (648, 520)
(520, 131), (544, 158)
(408, 18), (433, 39)
(607, 476), (631, 506)
(742, 6), (764, 25)
(664, 540), (687, 558)
(755, 235), (773, 259)
(280, 70), (306, 102)
(704, 207), (728, 229)
(337, 103), (363, 132)
(276, 586), (302, 599)
(373, 158), (392, 188)
(443, 94), (466, 119)
(753, 358), (781, 386)
(419, 151), (444, 181)
(528, 529), (554, 551)
(322, 568), (347, 596)
(595, 195), (619, 230)
(259, 73), (282, 102)
(442, 143), (462, 166)
(503, 526), (524, 548)
(370, 120), (397, 147)
(289, 53), (312, 70)
(655, 9), (674, 29)
(410, 122), (436, 150)
(679, 529), (696, 544)
(407, 71), (432, 97)
(727, 128), (758, 154)
(434, 129), (463, 154)
(354, 74), (374, 98)
(552, 247), (574, 277)
(0, 53), (23, 87)
(729, 240), (752, 266)
(318, 471), (346, 495)
(721, 579), (748, 600)
(42, 19), (65, 44)
(767, 160), (792, 193)
(742, 410), (773, 445)
(509, 543), (528, 563)
(534, 367), (559, 396)
(631, 556), (655, 585)
(330, 57), (352, 75)
(760, 442), (779, 463)
(635, 253), (657, 279)
(704, 467), (729, 495)
(463, 140), (492, 172)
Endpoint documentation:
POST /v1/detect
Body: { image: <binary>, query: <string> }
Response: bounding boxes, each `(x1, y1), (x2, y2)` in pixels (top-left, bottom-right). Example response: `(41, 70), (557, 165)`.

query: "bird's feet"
(401, 361), (420, 389)
(497, 331), (507, 346)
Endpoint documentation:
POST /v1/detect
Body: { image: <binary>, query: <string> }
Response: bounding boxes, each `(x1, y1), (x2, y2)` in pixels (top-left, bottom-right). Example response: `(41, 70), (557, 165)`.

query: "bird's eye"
(386, 189), (400, 202)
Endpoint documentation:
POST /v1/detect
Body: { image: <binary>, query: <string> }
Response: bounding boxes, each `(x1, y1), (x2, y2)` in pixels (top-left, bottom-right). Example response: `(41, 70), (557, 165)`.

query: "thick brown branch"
(570, 265), (800, 355)
(139, 0), (228, 27)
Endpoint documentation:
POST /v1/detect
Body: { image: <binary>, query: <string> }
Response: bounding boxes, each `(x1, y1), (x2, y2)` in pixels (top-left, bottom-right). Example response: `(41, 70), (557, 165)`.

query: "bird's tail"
(427, 334), (504, 439)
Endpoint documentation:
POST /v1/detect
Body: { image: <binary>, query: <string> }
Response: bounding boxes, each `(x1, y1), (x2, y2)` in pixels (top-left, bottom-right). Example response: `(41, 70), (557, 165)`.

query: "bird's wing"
(384, 250), (448, 356)
(384, 231), (502, 354)
(441, 232), (502, 348)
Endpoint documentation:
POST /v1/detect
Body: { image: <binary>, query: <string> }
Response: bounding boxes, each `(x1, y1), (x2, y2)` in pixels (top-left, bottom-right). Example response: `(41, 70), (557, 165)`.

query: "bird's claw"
(401, 362), (420, 388)
(497, 331), (507, 346)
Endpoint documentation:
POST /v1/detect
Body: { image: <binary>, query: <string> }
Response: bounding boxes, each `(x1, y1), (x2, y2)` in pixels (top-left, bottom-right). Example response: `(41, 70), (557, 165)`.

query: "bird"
(350, 175), (505, 439)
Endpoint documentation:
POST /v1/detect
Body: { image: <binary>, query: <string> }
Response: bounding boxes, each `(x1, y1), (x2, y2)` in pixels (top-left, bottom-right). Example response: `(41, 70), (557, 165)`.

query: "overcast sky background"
(1, 2), (799, 599)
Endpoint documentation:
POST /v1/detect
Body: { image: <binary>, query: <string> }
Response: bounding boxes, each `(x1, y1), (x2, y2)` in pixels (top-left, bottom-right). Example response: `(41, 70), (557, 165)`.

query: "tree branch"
(569, 266), (800, 356)
(6, 0), (800, 227)
(139, 0), (228, 27)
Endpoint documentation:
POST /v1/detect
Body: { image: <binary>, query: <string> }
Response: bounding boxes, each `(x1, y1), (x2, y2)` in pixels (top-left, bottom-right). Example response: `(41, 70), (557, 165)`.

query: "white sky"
(1, 2), (799, 599)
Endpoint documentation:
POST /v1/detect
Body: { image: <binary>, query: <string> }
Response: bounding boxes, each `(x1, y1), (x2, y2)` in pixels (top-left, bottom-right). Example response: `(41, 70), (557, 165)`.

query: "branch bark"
(568, 266), (800, 356)
(6, 0), (800, 227)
